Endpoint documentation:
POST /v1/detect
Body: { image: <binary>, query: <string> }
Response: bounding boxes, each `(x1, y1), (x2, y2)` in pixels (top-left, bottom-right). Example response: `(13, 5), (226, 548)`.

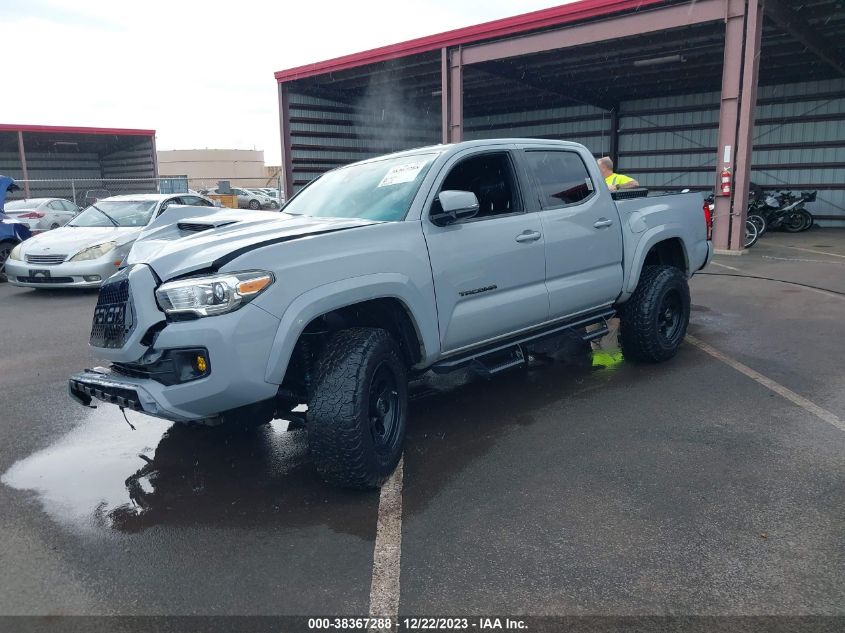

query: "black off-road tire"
(619, 265), (691, 363)
(307, 328), (407, 490)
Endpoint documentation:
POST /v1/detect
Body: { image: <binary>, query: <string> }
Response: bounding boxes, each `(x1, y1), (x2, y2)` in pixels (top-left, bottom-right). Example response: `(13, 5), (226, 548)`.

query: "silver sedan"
(4, 198), (79, 233)
(5, 193), (215, 288)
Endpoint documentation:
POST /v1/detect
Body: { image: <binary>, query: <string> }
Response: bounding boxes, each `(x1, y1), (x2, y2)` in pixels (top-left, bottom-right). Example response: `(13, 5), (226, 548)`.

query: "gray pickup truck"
(70, 139), (712, 488)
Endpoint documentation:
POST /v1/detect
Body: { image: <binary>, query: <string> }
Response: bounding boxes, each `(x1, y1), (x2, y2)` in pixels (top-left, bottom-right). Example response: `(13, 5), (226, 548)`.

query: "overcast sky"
(1, 0), (567, 165)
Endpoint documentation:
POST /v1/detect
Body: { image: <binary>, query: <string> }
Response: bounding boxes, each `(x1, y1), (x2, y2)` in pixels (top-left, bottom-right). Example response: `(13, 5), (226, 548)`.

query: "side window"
(523, 150), (595, 208)
(48, 200), (65, 210)
(158, 198), (179, 215)
(61, 200), (77, 212)
(181, 195), (213, 207)
(438, 152), (520, 220)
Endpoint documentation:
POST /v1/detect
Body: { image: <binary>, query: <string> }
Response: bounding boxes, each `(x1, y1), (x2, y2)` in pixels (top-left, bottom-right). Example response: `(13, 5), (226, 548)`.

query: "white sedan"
(4, 198), (79, 233)
(5, 193), (215, 288)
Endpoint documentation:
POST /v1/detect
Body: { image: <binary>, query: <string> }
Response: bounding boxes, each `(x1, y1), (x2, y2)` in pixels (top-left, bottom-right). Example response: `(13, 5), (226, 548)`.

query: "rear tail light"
(20, 211), (45, 219)
(702, 201), (713, 240)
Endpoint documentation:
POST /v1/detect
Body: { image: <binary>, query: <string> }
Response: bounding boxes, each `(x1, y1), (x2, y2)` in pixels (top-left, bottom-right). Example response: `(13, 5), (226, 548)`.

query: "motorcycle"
(772, 190), (816, 232)
(749, 184), (815, 233)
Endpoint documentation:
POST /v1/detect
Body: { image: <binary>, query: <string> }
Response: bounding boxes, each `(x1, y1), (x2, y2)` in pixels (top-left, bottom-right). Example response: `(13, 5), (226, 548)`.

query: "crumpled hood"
(126, 207), (381, 280)
(18, 225), (141, 257)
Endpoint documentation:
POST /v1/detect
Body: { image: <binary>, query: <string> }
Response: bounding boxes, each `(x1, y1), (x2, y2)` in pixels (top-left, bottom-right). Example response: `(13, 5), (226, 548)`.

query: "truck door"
(519, 148), (624, 318)
(422, 149), (549, 353)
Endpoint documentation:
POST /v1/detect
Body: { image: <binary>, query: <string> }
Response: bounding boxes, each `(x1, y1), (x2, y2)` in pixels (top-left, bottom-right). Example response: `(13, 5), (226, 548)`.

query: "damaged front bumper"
(69, 367), (203, 422)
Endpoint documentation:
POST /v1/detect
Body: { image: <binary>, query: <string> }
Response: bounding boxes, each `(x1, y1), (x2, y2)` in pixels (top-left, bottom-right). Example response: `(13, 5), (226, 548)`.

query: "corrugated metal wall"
(284, 78), (845, 224)
(464, 104), (612, 157)
(618, 91), (719, 191)
(99, 138), (158, 195)
(618, 78), (845, 225)
(0, 133), (157, 201)
(0, 133), (25, 181)
(288, 92), (440, 192)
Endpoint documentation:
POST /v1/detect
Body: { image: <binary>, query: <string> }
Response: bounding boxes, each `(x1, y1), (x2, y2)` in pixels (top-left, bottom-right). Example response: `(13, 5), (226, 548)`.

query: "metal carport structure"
(275, 0), (845, 251)
(0, 124), (158, 206)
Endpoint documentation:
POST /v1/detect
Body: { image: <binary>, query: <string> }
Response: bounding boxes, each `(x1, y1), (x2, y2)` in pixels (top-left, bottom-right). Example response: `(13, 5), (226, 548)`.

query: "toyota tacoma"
(69, 139), (712, 488)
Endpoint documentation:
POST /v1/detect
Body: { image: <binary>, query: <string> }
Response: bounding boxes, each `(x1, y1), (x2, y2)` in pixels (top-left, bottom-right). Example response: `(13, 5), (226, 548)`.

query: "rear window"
(524, 150), (595, 208)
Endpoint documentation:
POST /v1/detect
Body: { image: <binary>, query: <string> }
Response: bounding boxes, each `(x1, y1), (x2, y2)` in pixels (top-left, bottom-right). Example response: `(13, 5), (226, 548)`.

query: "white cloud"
(1, 1), (565, 164)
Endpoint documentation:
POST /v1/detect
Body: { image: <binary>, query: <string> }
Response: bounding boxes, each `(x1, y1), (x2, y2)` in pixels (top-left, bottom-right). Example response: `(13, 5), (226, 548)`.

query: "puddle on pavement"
(2, 408), (377, 536)
(3, 322), (631, 535)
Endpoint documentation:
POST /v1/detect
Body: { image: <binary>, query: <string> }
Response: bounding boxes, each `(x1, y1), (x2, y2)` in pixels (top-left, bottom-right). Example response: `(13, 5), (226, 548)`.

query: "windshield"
(283, 153), (437, 221)
(69, 200), (158, 227)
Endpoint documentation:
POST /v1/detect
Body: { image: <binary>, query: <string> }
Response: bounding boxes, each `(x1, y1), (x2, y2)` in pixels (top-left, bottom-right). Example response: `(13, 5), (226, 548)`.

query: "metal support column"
(712, 0), (746, 250)
(608, 106), (619, 166)
(150, 133), (160, 192)
(279, 82), (294, 199)
(447, 48), (463, 143)
(441, 48), (450, 144)
(17, 131), (30, 198)
(729, 0), (763, 251)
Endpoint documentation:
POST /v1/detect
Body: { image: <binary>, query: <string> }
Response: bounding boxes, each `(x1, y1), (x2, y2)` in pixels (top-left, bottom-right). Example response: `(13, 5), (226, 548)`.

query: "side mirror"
(430, 190), (479, 226)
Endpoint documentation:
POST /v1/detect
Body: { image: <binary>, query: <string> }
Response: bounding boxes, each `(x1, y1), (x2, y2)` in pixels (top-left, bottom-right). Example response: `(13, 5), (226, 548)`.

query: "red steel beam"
(273, 0), (666, 83)
(712, 0), (746, 251)
(279, 83), (294, 199)
(448, 48), (464, 143)
(459, 0), (738, 66)
(441, 48), (449, 144)
(729, 0), (764, 251)
(17, 131), (29, 198)
(0, 124), (155, 136)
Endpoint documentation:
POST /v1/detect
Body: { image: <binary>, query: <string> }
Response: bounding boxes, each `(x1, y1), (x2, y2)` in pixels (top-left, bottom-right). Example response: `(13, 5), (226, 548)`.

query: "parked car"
(3, 198), (79, 233)
(259, 188), (284, 204)
(207, 186), (278, 210)
(77, 189), (112, 208)
(5, 193), (215, 288)
(67, 139), (712, 489)
(0, 176), (32, 278)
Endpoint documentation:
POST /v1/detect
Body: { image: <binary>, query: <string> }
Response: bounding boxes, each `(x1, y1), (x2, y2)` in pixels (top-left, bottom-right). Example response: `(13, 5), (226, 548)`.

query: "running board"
(470, 345), (527, 378)
(432, 308), (615, 376)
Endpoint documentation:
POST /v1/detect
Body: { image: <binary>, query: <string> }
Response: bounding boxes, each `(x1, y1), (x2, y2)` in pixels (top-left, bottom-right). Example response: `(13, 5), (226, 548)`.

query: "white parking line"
(369, 456), (404, 628)
(687, 335), (845, 433)
(710, 261), (742, 272)
(782, 245), (845, 259)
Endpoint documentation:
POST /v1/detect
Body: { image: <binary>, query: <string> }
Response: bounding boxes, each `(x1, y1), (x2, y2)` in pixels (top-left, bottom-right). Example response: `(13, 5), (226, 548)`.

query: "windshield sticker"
(377, 161), (426, 187)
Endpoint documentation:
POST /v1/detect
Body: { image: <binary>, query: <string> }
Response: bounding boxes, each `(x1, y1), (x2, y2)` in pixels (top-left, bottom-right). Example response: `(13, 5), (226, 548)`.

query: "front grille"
(25, 254), (67, 265)
(17, 276), (74, 284)
(90, 277), (133, 348)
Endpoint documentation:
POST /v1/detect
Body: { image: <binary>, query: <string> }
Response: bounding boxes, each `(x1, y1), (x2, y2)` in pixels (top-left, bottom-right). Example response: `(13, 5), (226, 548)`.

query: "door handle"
(515, 230), (542, 243)
(593, 218), (614, 228)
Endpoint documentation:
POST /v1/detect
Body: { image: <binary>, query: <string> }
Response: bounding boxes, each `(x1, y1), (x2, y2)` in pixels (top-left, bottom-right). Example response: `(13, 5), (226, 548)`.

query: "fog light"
(195, 354), (208, 373)
(83, 275), (102, 282)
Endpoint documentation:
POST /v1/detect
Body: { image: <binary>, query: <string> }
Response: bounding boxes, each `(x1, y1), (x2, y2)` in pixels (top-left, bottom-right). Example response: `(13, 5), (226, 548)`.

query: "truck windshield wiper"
(89, 203), (120, 227)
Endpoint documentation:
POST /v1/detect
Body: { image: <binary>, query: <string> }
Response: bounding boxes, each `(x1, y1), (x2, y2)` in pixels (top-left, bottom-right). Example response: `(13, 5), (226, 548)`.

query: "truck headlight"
(155, 271), (274, 317)
(8, 243), (23, 260)
(70, 241), (117, 261)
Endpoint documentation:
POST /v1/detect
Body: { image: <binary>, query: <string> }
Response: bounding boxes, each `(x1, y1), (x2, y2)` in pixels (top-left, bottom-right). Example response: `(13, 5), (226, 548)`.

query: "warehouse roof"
(273, 0), (665, 82)
(0, 124), (155, 136)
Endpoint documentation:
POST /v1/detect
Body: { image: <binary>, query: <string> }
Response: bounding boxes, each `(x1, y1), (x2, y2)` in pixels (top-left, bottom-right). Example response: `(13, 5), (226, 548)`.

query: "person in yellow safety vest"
(597, 157), (640, 191)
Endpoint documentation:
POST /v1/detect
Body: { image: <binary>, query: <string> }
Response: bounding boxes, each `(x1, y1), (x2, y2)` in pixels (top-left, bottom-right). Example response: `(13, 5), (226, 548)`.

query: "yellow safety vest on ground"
(605, 173), (635, 188)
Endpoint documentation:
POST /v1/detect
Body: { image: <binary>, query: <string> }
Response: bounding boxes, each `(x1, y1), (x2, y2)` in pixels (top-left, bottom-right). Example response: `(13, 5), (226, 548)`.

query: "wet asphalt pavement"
(0, 230), (843, 621)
